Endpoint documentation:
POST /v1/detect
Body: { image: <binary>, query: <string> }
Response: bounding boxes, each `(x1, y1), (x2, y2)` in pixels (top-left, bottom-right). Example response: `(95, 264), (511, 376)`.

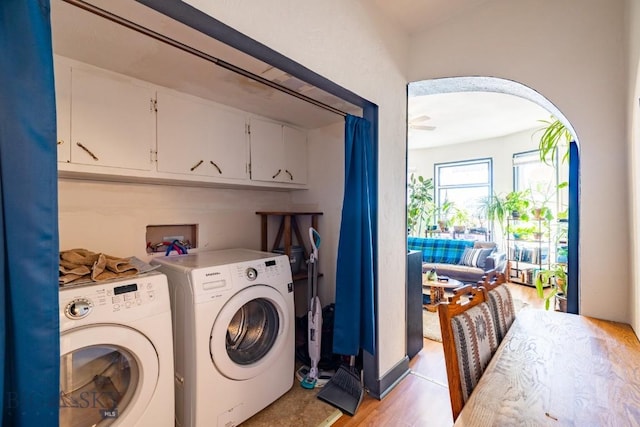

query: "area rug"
(422, 298), (529, 342)
(240, 377), (342, 427)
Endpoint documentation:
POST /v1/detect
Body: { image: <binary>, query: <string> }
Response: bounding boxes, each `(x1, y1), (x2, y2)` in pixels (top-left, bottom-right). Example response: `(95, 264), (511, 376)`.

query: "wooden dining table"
(454, 309), (640, 426)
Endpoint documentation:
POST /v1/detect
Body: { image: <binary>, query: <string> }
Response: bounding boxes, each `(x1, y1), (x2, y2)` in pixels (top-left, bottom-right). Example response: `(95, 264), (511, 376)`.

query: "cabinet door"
(70, 67), (155, 171)
(156, 90), (216, 176)
(249, 118), (285, 182)
(157, 91), (247, 180)
(283, 125), (307, 184)
(208, 107), (248, 180)
(54, 58), (71, 163)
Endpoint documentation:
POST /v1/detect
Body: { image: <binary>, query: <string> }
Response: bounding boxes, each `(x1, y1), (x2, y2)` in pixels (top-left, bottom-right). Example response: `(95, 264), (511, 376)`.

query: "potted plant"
(531, 206), (553, 221)
(450, 207), (470, 234)
(503, 190), (531, 220)
(509, 225), (536, 240)
(527, 181), (557, 221)
(407, 173), (434, 236)
(435, 199), (454, 232)
(478, 192), (509, 238)
(535, 263), (568, 311)
(537, 117), (572, 167)
(421, 199), (441, 235)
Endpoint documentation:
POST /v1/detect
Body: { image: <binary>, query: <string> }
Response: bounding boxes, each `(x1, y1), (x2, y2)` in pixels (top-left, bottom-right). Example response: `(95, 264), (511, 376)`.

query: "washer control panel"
(60, 273), (164, 320)
(65, 298), (93, 319)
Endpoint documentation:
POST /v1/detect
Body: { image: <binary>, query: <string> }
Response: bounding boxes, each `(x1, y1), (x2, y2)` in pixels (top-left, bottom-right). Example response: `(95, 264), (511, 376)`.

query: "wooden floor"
(332, 282), (544, 427)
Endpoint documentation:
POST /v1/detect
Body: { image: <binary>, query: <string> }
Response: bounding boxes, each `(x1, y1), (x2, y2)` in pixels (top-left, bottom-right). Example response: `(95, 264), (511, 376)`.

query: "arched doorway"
(408, 76), (580, 314)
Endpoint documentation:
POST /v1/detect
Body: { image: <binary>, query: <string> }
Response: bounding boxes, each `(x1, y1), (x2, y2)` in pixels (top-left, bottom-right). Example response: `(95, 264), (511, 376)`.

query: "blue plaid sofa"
(407, 237), (506, 283)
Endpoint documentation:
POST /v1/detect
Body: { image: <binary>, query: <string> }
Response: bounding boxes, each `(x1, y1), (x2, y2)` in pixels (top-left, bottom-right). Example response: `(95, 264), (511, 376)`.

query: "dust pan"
(316, 356), (364, 416)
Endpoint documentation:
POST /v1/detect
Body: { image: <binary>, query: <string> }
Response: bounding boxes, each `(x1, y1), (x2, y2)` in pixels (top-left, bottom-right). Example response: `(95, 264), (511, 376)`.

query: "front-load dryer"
(152, 249), (295, 427)
(59, 271), (175, 427)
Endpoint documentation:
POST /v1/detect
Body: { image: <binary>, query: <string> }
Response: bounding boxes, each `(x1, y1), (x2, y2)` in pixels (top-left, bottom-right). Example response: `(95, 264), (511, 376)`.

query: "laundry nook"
(47, 0), (375, 425)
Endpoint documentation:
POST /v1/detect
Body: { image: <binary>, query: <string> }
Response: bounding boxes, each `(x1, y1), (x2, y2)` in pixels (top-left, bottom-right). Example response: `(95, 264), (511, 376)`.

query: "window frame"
(433, 157), (493, 227)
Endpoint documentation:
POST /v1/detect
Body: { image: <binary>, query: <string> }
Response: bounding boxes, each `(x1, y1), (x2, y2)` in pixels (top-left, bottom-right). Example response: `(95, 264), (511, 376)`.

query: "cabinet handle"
(76, 142), (99, 161)
(190, 160), (203, 171)
(210, 161), (222, 174)
(272, 169), (282, 179)
(57, 140), (64, 145)
(285, 169), (293, 180)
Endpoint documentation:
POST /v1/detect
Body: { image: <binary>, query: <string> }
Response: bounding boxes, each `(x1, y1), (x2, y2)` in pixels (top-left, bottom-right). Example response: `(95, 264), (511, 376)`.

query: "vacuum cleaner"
(300, 227), (324, 389)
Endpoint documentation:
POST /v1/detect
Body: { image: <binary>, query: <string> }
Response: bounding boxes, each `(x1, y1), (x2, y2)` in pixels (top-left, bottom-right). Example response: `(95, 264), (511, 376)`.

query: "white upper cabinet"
(156, 90), (247, 180)
(54, 58), (71, 163)
(55, 58), (307, 190)
(70, 67), (155, 171)
(250, 118), (307, 185)
(283, 125), (308, 185)
(249, 118), (285, 182)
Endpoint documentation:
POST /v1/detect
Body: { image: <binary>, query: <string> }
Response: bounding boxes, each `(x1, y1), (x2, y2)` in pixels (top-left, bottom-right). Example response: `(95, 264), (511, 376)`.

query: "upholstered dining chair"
(437, 285), (499, 420)
(478, 270), (515, 341)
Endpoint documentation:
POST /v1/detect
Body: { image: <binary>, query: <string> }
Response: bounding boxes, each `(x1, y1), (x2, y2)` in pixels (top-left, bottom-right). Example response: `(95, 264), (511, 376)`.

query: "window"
(435, 158), (492, 229)
(513, 150), (557, 212)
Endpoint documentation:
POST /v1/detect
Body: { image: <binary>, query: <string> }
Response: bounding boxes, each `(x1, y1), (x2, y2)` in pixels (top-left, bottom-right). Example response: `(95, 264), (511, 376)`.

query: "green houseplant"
(479, 193), (509, 237)
(536, 116), (572, 219)
(437, 199), (455, 231)
(528, 181), (556, 221)
(503, 190), (532, 220)
(537, 117), (572, 167)
(407, 174), (435, 236)
(532, 118), (571, 312)
(509, 225), (537, 240)
(450, 207), (470, 233)
(535, 263), (568, 311)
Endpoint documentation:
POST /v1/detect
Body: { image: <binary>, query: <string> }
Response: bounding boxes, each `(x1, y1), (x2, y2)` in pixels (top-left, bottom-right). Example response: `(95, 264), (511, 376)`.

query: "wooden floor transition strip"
(317, 409), (344, 426)
(409, 370), (448, 388)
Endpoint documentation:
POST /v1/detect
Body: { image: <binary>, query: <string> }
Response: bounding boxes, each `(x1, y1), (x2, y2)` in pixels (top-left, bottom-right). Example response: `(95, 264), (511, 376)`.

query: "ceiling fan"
(408, 114), (436, 131)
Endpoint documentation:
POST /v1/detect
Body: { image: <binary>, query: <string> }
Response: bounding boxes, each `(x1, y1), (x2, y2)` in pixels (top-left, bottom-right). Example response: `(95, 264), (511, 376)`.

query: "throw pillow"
(473, 241), (496, 250)
(458, 247), (494, 269)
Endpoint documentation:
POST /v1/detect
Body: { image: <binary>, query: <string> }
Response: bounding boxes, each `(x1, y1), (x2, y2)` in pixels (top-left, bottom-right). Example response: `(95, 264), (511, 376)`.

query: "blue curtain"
(0, 0), (60, 425)
(333, 115), (376, 356)
(567, 141), (580, 315)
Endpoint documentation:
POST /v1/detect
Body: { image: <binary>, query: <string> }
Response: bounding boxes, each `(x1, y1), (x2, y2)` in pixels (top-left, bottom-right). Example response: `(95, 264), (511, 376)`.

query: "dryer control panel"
(233, 257), (288, 282)
(189, 255), (291, 303)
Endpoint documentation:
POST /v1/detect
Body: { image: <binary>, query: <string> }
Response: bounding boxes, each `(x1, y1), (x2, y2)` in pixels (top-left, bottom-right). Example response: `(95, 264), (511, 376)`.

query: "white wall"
(408, 0), (629, 323)
(290, 122), (344, 312)
(162, 0), (412, 376)
(627, 0), (640, 335)
(59, 179), (292, 259)
(409, 128), (540, 194)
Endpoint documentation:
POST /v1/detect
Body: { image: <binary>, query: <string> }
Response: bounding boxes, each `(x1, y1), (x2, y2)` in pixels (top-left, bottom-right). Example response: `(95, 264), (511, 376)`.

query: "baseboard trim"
(365, 356), (410, 400)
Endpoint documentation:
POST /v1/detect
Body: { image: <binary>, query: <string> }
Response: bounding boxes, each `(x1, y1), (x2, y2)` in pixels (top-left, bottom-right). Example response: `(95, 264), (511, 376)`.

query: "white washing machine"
(152, 249), (295, 427)
(59, 272), (175, 427)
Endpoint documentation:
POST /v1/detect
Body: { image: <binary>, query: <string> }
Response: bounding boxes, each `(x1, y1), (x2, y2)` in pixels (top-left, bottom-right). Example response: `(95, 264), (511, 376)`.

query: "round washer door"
(210, 285), (290, 380)
(60, 325), (159, 427)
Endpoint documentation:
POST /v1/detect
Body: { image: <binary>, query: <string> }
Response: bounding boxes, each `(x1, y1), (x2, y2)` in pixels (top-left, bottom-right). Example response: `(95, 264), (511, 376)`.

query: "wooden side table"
(422, 277), (464, 312)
